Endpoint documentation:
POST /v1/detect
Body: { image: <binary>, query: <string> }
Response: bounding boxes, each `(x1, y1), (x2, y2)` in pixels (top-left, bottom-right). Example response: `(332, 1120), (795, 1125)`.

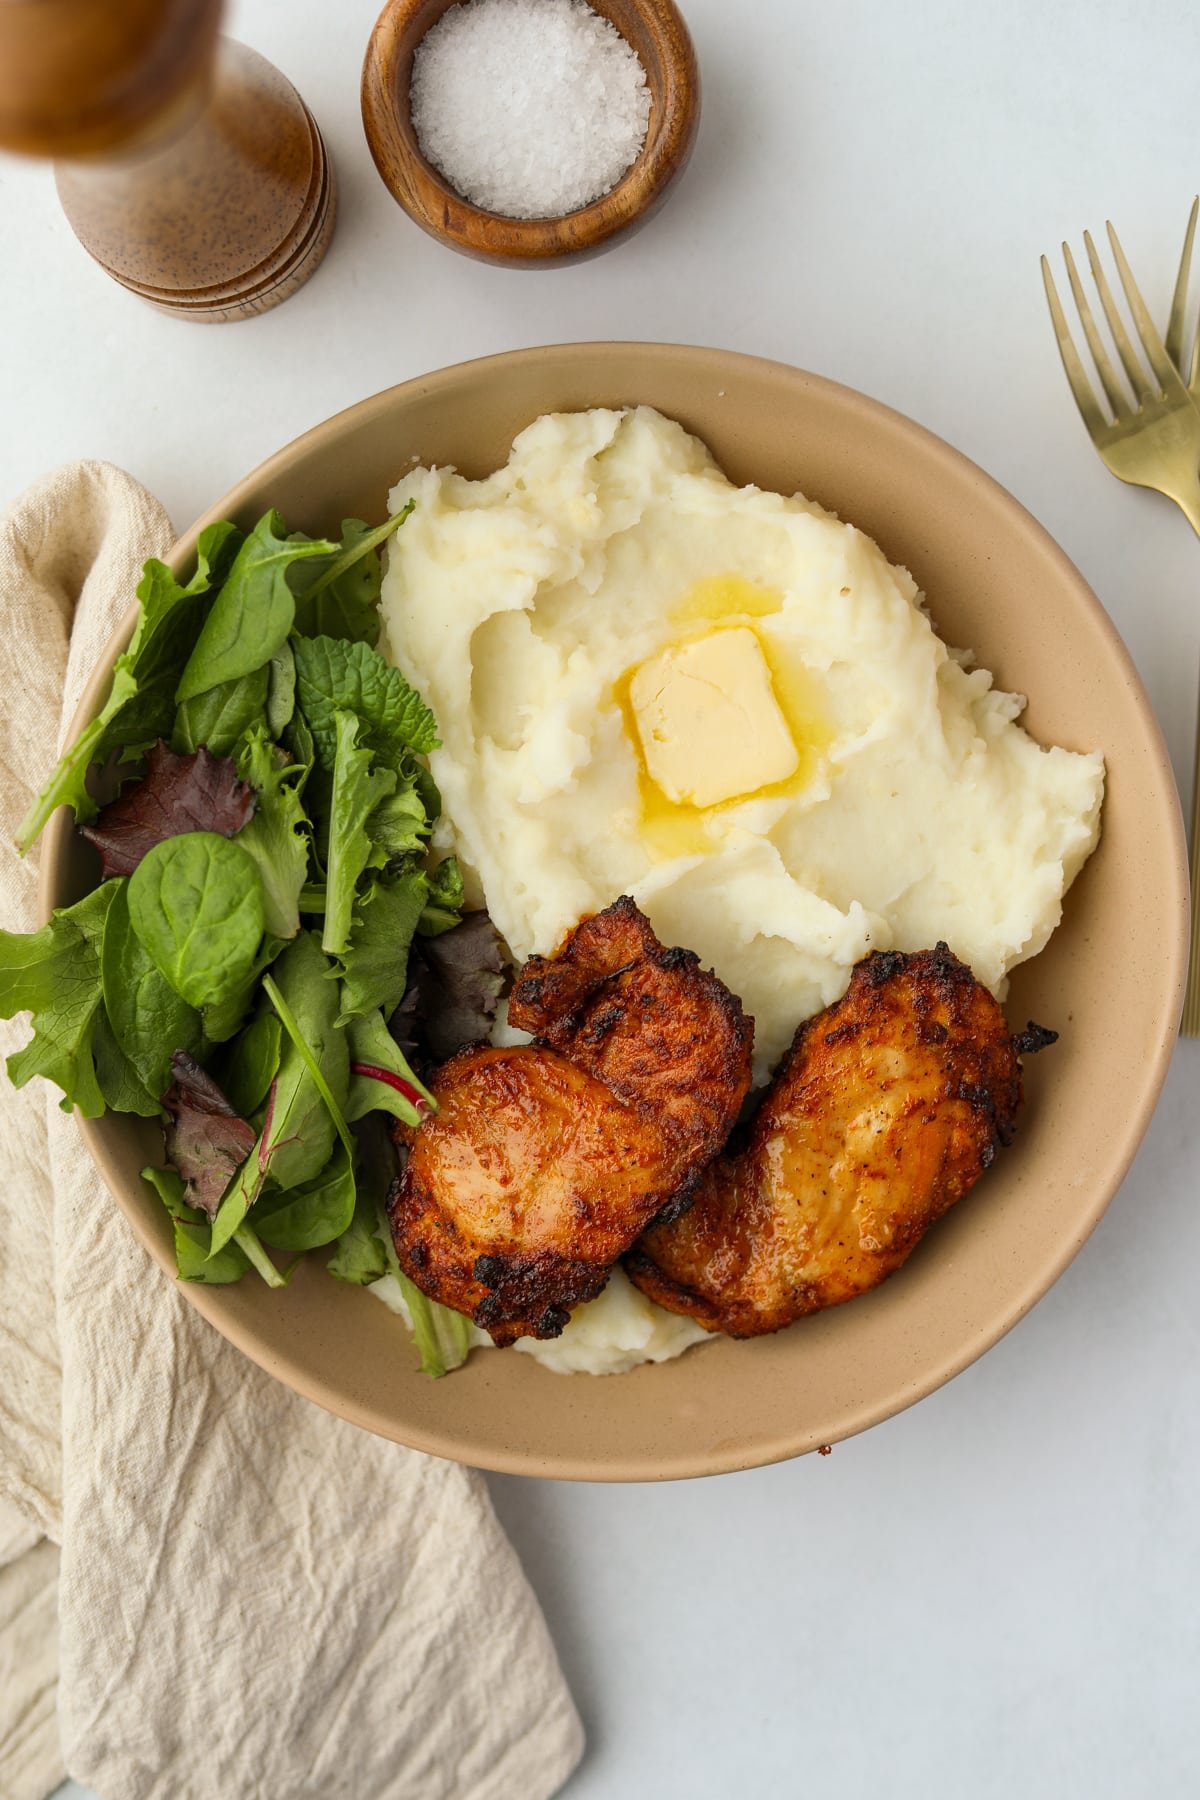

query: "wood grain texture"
(361, 0), (701, 266)
(0, 0), (221, 160)
(54, 41), (338, 322)
(0, 5), (336, 324)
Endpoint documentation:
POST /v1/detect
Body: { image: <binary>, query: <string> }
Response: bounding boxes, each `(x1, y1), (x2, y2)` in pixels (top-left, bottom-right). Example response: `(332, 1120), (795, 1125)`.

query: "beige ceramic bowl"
(40, 344), (1188, 1481)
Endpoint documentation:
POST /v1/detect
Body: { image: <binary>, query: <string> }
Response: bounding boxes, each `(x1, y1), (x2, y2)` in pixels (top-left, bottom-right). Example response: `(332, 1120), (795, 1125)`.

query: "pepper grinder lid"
(0, 0), (337, 323)
(0, 0), (221, 158)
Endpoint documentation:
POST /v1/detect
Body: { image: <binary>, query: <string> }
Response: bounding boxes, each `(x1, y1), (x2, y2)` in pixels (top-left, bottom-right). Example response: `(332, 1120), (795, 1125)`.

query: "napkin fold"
(0, 462), (584, 1800)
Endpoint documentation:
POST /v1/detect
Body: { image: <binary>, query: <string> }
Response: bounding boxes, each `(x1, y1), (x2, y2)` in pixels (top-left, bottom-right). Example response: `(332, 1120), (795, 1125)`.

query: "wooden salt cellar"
(0, 0), (336, 322)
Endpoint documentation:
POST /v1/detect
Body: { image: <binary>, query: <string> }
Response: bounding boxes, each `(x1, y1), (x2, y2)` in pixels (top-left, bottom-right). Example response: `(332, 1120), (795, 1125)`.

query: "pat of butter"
(629, 627), (798, 808)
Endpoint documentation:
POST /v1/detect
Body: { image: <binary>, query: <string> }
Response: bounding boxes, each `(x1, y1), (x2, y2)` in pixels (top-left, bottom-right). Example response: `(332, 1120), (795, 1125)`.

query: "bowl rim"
(360, 0), (701, 261)
(39, 342), (1191, 1480)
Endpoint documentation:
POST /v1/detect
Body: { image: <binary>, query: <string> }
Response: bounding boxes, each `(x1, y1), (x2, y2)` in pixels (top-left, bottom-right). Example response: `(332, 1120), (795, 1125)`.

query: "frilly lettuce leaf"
(0, 882), (119, 1116)
(15, 521), (241, 852)
(235, 729), (310, 942)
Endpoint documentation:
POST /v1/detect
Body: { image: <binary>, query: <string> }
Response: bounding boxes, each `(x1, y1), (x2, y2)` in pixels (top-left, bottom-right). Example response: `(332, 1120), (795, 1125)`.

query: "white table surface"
(7, 0), (1198, 1795)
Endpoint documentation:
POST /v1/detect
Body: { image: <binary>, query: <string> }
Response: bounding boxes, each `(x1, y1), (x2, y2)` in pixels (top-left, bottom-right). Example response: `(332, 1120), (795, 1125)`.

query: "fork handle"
(1183, 662), (1200, 1037)
(1169, 486), (1200, 537)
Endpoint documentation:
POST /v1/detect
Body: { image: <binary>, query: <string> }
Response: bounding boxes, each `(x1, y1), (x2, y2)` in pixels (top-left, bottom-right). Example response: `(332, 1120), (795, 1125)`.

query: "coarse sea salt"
(410, 0), (652, 220)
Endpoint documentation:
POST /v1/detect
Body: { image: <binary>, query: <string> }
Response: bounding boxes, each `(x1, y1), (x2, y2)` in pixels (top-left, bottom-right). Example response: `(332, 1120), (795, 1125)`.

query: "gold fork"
(1165, 196), (1200, 401)
(1042, 221), (1200, 1038)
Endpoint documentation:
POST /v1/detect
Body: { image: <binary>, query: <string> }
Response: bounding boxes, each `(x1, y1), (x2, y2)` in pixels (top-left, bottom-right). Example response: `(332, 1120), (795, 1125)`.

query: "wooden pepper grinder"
(0, 0), (336, 322)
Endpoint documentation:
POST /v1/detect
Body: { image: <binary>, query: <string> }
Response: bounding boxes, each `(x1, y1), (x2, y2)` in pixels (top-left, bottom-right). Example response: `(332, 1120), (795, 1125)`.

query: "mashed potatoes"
(371, 1264), (709, 1376)
(376, 405), (1105, 1374)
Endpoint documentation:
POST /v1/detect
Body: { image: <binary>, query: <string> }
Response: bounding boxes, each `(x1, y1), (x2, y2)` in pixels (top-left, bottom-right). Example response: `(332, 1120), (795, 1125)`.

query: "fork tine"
(1062, 242), (1132, 420)
(1165, 195), (1198, 370)
(1041, 255), (1109, 439)
(1083, 229), (1154, 400)
(1105, 220), (1188, 395)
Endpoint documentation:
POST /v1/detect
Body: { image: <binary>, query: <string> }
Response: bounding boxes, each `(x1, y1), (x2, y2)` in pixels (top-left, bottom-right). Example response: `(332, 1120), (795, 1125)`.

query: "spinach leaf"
(101, 879), (202, 1097)
(0, 881), (119, 1116)
(292, 635), (438, 772)
(143, 1165), (253, 1284)
(290, 506), (412, 645)
(235, 729), (310, 940)
(327, 1117), (391, 1285)
(254, 1144), (356, 1251)
(173, 666), (269, 756)
(176, 512), (336, 702)
(93, 1010), (160, 1116)
(209, 932), (348, 1256)
(16, 521), (240, 851)
(344, 1006), (434, 1126)
(79, 741), (255, 879)
(326, 1186), (388, 1285)
(335, 870), (426, 1023)
(218, 1009), (282, 1117)
(197, 933), (286, 1045)
(323, 711), (396, 958)
(127, 832), (265, 1010)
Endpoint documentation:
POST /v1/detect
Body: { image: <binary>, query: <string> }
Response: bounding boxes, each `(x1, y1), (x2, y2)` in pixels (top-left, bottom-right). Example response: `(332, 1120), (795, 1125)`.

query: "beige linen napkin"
(0, 462), (584, 1800)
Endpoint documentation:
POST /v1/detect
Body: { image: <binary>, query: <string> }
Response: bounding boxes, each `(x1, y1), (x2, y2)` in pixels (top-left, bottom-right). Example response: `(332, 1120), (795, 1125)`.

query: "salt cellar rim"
(361, 0), (701, 267)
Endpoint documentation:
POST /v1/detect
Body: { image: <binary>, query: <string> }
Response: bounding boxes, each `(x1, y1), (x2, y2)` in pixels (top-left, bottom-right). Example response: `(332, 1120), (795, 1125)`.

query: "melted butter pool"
(613, 573), (831, 861)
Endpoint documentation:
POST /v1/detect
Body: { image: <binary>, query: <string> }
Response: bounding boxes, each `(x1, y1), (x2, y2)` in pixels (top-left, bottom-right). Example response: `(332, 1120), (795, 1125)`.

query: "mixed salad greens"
(0, 505), (492, 1376)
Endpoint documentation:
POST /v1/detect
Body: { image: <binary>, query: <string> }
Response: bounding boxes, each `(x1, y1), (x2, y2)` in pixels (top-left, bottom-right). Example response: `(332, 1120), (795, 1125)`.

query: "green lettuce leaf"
(142, 1165), (254, 1284)
(209, 932), (348, 1255)
(374, 1193), (471, 1379)
(344, 1006), (434, 1125)
(217, 1009), (282, 1117)
(173, 666), (269, 756)
(235, 728), (310, 941)
(0, 882), (120, 1116)
(335, 870), (427, 1023)
(176, 512), (336, 703)
(254, 1143), (356, 1251)
(323, 710), (397, 958)
(266, 643), (296, 737)
(15, 521), (240, 851)
(93, 1010), (160, 1116)
(419, 856), (465, 936)
(365, 786), (428, 872)
(197, 933), (287, 1046)
(290, 507), (412, 645)
(292, 635), (438, 772)
(326, 1185), (388, 1285)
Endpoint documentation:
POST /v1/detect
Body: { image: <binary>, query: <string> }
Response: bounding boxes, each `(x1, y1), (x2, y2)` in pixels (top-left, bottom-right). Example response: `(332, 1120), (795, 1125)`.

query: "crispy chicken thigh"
(506, 895), (751, 1189)
(626, 945), (1042, 1337)
(388, 898), (753, 1344)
